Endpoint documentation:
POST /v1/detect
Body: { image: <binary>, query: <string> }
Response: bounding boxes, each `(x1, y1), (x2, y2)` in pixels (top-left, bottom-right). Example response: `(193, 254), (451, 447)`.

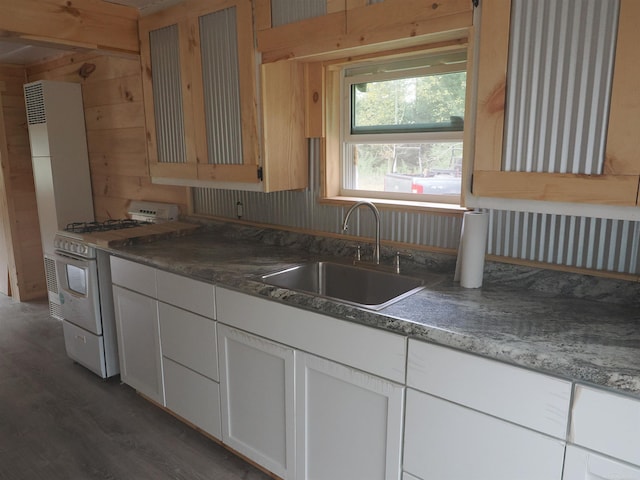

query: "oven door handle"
(54, 251), (90, 267)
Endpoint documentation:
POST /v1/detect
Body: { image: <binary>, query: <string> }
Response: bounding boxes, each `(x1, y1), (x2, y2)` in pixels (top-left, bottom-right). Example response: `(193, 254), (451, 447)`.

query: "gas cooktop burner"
(64, 219), (148, 234)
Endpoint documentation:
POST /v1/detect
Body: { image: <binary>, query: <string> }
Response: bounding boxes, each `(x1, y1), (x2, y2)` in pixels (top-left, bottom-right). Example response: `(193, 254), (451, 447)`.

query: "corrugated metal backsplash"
(193, 140), (463, 250)
(192, 140), (640, 275)
(503, 0), (619, 174)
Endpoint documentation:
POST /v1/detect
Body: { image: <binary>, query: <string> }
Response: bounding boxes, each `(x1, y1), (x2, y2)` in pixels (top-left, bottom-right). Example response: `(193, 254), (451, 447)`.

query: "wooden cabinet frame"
(473, 0), (640, 206)
(140, 0), (260, 184)
(255, 0), (473, 63)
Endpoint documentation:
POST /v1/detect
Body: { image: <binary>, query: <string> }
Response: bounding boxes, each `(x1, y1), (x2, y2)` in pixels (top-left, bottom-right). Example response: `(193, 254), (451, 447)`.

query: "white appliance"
(128, 200), (179, 223)
(53, 202), (180, 378)
(24, 80), (94, 320)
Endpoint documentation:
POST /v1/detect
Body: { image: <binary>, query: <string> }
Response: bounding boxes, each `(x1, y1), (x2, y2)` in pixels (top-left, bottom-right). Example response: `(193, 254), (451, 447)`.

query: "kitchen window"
(323, 48), (468, 208)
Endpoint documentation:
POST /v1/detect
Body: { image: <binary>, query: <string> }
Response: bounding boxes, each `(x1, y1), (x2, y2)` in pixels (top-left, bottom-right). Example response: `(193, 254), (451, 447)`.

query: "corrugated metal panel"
(199, 7), (243, 165)
(503, 0), (619, 174)
(487, 210), (640, 274)
(192, 139), (462, 250)
(271, 0), (326, 27)
(150, 24), (187, 164)
(192, 142), (640, 275)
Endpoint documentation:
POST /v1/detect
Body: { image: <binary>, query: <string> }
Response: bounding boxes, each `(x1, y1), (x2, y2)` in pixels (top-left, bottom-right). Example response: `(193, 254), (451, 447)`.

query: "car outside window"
(340, 50), (467, 204)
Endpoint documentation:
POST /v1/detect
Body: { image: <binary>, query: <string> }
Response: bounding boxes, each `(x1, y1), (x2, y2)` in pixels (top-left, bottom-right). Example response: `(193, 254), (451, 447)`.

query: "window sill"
(320, 196), (468, 216)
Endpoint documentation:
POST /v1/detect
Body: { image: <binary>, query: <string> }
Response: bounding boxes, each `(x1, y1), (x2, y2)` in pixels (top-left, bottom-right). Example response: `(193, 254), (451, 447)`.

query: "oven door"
(54, 252), (102, 335)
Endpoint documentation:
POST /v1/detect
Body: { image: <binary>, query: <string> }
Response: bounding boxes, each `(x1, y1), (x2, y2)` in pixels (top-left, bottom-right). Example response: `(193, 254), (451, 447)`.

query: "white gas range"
(53, 201), (179, 378)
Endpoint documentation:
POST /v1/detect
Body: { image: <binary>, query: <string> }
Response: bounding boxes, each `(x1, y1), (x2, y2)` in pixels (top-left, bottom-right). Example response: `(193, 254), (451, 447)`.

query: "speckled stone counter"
(105, 221), (640, 398)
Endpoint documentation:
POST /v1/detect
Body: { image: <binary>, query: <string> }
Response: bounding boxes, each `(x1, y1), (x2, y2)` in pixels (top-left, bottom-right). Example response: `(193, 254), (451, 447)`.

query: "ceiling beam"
(0, 0), (139, 57)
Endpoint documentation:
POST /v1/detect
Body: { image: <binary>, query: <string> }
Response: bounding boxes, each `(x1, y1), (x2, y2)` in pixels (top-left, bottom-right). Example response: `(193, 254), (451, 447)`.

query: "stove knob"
(63, 241), (70, 250)
(82, 245), (89, 255)
(71, 243), (77, 253)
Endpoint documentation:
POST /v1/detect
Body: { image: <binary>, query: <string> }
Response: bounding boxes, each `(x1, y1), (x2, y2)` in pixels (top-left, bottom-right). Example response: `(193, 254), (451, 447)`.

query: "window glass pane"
(66, 264), (87, 296)
(351, 71), (466, 134)
(344, 142), (462, 195)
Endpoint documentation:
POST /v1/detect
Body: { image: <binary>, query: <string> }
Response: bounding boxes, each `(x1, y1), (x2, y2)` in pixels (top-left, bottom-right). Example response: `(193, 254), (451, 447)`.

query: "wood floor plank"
(0, 295), (271, 480)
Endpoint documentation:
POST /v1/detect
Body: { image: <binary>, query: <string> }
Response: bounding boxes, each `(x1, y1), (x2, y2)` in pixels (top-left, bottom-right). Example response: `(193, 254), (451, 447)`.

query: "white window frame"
(339, 51), (467, 204)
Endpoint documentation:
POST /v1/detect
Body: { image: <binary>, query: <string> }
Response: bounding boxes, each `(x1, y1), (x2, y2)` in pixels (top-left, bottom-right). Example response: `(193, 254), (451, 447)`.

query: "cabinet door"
(139, 0), (260, 186)
(112, 286), (164, 405)
(217, 324), (295, 479)
(260, 60), (308, 192)
(473, 0), (640, 205)
(563, 446), (640, 480)
(403, 389), (565, 480)
(139, 5), (198, 179)
(191, 0), (260, 186)
(296, 352), (403, 480)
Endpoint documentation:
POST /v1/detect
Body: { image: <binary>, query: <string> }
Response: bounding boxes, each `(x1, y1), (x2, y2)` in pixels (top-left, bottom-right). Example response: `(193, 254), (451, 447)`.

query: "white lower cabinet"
(217, 324), (295, 479)
(112, 285), (164, 405)
(158, 302), (221, 440)
(403, 388), (566, 480)
(570, 384), (640, 467)
(295, 352), (404, 480)
(563, 445), (640, 479)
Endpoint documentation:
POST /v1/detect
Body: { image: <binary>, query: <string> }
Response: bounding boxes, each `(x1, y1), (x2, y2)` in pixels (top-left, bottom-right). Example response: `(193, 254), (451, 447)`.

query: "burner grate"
(64, 219), (148, 234)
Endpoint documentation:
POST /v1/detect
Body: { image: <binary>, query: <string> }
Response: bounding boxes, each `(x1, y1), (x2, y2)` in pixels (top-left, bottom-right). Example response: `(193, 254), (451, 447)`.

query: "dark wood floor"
(0, 294), (271, 480)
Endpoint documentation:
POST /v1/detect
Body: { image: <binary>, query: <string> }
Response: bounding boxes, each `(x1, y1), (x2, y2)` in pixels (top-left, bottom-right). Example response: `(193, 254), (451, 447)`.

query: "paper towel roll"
(454, 211), (489, 288)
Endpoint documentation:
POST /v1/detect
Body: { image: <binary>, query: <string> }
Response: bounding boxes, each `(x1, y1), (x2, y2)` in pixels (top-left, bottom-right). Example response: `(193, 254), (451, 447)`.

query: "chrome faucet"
(342, 201), (381, 264)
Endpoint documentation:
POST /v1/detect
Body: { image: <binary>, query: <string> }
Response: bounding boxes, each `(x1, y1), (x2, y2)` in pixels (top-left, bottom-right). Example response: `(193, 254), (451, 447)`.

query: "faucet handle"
(393, 251), (413, 274)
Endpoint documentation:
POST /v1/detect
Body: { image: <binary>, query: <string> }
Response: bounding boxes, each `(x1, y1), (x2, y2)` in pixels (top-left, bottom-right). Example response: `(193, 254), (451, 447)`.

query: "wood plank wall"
(26, 53), (189, 220)
(0, 64), (46, 301)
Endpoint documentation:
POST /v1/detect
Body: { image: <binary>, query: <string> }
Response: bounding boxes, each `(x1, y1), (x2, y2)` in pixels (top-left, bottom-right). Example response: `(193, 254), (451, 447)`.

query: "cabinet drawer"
(156, 269), (215, 318)
(216, 287), (406, 383)
(62, 320), (106, 378)
(403, 389), (565, 480)
(110, 256), (156, 297)
(570, 385), (640, 467)
(407, 339), (571, 438)
(163, 358), (221, 440)
(563, 445), (640, 479)
(158, 303), (218, 381)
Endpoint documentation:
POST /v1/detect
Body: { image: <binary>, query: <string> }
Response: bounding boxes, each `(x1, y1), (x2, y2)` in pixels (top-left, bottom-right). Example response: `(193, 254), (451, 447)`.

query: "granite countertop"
(106, 222), (640, 399)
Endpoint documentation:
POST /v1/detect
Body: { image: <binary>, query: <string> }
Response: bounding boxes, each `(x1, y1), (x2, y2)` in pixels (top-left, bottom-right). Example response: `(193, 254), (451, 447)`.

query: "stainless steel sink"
(260, 261), (425, 310)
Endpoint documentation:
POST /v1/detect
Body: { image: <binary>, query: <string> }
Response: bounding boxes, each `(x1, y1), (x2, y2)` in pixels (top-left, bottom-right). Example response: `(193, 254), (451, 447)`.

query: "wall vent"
(44, 256), (58, 295)
(49, 301), (63, 321)
(24, 82), (46, 125)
